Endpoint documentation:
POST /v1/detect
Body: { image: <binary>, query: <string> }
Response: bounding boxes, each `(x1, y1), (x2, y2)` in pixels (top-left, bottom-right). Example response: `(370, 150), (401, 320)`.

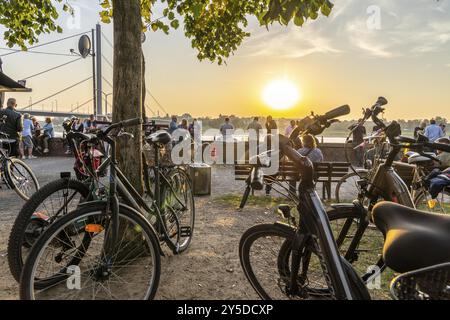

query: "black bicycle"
(240, 105), (450, 300)
(20, 118), (194, 300)
(0, 115), (39, 200)
(8, 119), (194, 283)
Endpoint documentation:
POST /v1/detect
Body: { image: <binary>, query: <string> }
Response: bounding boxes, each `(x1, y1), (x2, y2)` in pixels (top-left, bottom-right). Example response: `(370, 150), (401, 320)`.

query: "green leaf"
(170, 19), (179, 29)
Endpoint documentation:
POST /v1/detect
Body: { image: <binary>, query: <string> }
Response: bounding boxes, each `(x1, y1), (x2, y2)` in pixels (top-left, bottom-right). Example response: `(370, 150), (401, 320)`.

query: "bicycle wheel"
(335, 170), (368, 203)
(414, 188), (450, 215)
(160, 167), (195, 253)
(8, 178), (90, 282)
(239, 223), (369, 300)
(5, 158), (39, 200)
(20, 202), (161, 300)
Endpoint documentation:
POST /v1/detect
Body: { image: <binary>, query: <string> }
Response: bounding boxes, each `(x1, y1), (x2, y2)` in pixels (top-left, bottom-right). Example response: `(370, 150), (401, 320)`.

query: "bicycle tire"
(8, 178), (90, 282)
(335, 169), (368, 203)
(5, 158), (39, 200)
(20, 202), (161, 300)
(160, 167), (195, 253)
(414, 189), (450, 215)
(239, 223), (370, 300)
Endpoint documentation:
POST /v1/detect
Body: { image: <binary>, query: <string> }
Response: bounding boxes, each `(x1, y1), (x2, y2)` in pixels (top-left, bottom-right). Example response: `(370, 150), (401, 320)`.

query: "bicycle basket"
(143, 141), (173, 167)
(390, 262), (450, 300)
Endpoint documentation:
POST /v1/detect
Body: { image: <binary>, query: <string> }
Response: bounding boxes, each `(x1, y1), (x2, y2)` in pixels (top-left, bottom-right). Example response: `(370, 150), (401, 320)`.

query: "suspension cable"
(20, 77), (93, 111)
(21, 58), (83, 80)
(0, 31), (91, 57)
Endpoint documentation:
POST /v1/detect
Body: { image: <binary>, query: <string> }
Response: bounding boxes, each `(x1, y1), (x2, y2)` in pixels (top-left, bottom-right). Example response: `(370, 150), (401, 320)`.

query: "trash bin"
(189, 163), (211, 196)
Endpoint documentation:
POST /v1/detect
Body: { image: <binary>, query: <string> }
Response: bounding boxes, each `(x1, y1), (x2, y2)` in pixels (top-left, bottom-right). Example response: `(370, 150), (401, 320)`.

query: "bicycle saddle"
(146, 130), (172, 145)
(372, 202), (450, 273)
(408, 152), (436, 165)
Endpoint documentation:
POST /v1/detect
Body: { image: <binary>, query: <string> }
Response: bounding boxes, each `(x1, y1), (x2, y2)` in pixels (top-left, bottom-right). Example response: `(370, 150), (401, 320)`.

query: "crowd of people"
(168, 116), (202, 140)
(0, 97), (112, 159)
(0, 98), (55, 159)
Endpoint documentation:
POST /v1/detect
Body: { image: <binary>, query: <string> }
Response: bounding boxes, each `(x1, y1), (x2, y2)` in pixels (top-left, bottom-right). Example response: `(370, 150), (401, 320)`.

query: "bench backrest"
(234, 161), (351, 182)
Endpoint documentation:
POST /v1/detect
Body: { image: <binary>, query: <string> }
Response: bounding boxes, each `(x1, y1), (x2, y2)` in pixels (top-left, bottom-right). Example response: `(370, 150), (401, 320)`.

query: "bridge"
(21, 110), (91, 119)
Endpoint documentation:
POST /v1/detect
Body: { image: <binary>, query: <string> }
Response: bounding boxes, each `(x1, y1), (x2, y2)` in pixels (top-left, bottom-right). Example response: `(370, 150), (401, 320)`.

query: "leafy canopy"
(0, 0), (72, 49)
(1, 0), (334, 64)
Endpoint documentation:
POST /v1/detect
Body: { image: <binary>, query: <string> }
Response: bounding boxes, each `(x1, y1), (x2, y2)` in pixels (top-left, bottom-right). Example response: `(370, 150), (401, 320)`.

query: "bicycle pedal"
(180, 226), (191, 237)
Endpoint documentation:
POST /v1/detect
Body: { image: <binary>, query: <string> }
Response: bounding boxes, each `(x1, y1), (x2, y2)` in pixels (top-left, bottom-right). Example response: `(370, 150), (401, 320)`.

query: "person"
(298, 134), (324, 163)
(424, 119), (445, 142)
(247, 117), (263, 143)
(220, 117), (234, 140)
(440, 123), (447, 137)
(178, 118), (188, 130)
(0, 98), (23, 157)
(39, 117), (55, 154)
(84, 114), (97, 133)
(21, 113), (36, 159)
(285, 120), (296, 137)
(265, 116), (278, 134)
(436, 137), (450, 168)
(414, 119), (428, 139)
(168, 116), (178, 134)
(287, 134), (324, 194)
(350, 120), (366, 167)
(72, 117), (84, 133)
(247, 117), (263, 133)
(31, 117), (41, 154)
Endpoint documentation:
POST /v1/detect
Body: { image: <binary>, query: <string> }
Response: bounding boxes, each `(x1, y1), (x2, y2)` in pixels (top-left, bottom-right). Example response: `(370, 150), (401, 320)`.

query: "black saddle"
(372, 202), (450, 273)
(145, 130), (172, 145)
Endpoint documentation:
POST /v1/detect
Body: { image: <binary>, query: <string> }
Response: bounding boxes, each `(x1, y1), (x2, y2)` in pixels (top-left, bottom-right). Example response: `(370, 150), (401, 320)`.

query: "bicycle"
(19, 118), (168, 299)
(324, 99), (448, 291)
(9, 119), (194, 285)
(239, 105), (450, 300)
(0, 115), (39, 200)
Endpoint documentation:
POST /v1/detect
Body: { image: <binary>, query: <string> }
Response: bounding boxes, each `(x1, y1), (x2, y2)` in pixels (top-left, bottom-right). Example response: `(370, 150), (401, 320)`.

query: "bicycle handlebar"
(283, 105), (351, 187)
(319, 105), (350, 123)
(103, 117), (143, 136)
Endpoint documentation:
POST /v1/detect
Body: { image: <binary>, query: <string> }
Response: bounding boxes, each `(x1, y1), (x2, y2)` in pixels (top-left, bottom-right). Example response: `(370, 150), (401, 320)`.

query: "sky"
(0, 0), (449, 120)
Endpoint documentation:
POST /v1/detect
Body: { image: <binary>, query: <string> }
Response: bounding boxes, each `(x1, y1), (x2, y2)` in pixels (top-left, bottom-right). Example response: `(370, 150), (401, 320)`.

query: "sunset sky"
(0, 0), (449, 120)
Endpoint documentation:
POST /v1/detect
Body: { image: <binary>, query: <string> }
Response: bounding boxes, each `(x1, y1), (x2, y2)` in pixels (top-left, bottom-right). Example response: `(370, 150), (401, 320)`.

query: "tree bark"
(112, 0), (143, 194)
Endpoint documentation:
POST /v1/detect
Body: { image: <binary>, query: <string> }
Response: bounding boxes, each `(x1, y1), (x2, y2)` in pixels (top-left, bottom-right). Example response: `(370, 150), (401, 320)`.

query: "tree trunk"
(112, 0), (143, 194)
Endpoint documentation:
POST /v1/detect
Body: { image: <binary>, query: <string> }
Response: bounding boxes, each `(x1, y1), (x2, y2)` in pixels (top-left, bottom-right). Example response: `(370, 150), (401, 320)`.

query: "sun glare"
(262, 79), (301, 110)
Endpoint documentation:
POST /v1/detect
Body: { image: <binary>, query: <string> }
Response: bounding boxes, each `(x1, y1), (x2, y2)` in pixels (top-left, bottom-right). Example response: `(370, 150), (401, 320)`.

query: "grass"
(214, 194), (290, 208)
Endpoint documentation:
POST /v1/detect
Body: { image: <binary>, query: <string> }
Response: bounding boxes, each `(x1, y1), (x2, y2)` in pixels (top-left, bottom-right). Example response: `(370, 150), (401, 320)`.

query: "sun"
(262, 79), (301, 110)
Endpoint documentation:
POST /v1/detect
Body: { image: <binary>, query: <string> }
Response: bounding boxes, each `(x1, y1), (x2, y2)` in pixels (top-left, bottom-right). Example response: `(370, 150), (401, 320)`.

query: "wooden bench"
(234, 160), (351, 209)
(315, 162), (353, 200)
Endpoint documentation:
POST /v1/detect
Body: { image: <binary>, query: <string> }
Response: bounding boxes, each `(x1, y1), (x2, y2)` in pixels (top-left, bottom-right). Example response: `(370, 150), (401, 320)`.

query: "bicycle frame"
(296, 188), (357, 299)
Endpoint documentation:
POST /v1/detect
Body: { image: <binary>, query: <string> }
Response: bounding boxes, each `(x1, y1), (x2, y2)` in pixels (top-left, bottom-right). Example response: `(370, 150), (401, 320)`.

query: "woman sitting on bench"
(286, 134), (324, 194)
(38, 117), (55, 154)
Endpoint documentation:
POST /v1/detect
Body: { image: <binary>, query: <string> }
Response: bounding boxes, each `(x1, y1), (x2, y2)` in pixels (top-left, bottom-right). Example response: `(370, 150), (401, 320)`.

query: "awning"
(0, 72), (32, 92)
